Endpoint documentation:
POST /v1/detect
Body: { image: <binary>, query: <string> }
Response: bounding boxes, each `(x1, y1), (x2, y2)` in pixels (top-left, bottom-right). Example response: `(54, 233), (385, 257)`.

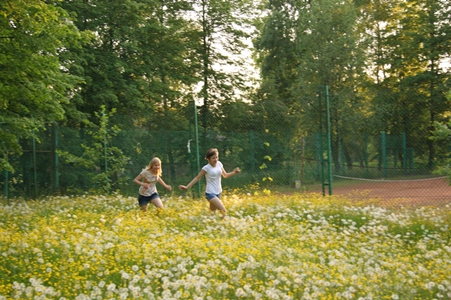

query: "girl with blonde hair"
(133, 157), (172, 212)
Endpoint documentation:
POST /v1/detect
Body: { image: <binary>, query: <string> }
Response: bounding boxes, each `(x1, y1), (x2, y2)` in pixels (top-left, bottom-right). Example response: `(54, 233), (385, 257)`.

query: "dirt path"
(329, 176), (451, 207)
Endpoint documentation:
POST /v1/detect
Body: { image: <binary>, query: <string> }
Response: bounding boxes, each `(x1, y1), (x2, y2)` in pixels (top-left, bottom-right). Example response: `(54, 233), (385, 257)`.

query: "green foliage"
(57, 106), (130, 193)
(193, 0), (255, 129)
(362, 0), (451, 168)
(0, 0), (88, 171)
(255, 0), (451, 175)
(430, 89), (451, 182)
(59, 0), (201, 128)
(254, 0), (299, 108)
(2, 0), (451, 198)
(431, 120), (451, 183)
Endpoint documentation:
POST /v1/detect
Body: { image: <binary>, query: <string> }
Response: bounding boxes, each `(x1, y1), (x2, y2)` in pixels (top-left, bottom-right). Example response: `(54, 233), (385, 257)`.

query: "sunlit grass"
(1, 192), (450, 299)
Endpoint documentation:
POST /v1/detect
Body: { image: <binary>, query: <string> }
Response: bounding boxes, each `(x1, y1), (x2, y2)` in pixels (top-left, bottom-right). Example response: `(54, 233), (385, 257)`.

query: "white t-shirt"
(138, 169), (158, 196)
(202, 161), (223, 194)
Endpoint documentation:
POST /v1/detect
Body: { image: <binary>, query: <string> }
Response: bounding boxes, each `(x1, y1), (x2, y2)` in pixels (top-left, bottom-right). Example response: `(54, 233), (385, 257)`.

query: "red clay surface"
(329, 177), (451, 207)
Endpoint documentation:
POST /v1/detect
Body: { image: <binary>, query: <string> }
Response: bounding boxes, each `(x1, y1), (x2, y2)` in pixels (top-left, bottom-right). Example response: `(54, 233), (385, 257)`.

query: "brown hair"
(205, 148), (219, 160)
(146, 157), (162, 176)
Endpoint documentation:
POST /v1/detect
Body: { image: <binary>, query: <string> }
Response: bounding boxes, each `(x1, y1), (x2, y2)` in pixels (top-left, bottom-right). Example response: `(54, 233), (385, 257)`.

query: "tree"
(59, 0), (202, 126)
(430, 90), (451, 183)
(191, 0), (255, 130)
(57, 106), (130, 193)
(363, 0), (451, 170)
(254, 0), (299, 110)
(257, 0), (369, 171)
(59, 0), (153, 123)
(138, 0), (201, 130)
(397, 0), (451, 170)
(0, 0), (87, 171)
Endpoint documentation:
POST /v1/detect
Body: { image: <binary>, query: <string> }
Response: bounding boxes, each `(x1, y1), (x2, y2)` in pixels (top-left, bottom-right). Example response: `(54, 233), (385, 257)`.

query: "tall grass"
(0, 192), (450, 299)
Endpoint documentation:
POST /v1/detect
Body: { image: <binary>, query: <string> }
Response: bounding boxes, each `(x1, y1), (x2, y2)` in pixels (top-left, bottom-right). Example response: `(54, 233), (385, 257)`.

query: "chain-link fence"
(2, 119), (449, 205)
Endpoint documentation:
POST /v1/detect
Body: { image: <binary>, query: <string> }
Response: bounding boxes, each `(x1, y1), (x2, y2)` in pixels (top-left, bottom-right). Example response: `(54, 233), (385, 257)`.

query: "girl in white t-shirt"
(178, 148), (240, 218)
(133, 157), (172, 212)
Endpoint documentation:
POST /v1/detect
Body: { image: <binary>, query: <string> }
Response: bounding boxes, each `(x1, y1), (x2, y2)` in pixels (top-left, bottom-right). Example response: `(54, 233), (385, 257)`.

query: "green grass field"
(1, 192), (450, 299)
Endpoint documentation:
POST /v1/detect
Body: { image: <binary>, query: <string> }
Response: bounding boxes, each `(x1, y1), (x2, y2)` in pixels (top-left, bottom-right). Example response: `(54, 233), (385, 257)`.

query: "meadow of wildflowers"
(0, 192), (450, 299)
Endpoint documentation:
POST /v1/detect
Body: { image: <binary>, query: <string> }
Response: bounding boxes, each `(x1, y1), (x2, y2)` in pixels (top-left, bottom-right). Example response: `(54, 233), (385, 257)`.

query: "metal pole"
(402, 132), (407, 174)
(286, 131), (290, 183)
(318, 89), (325, 195)
(53, 122), (59, 192)
(325, 86), (333, 195)
(382, 131), (387, 177)
(103, 108), (109, 192)
(301, 137), (305, 186)
(4, 169), (8, 200)
(193, 101), (201, 197)
(316, 133), (323, 190)
(364, 133), (368, 169)
(2, 122), (8, 200)
(32, 132), (37, 198)
(250, 130), (255, 171)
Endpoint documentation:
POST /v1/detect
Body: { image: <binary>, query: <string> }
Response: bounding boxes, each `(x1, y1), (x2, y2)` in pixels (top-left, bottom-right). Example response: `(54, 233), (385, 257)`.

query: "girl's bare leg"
(140, 204), (148, 212)
(152, 198), (164, 209)
(209, 197), (227, 218)
(152, 198), (164, 215)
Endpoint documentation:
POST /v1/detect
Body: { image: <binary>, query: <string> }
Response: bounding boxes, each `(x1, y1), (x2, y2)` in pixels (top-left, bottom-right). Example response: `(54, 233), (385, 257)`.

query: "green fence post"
(340, 138), (345, 176)
(325, 86), (332, 195)
(193, 100), (201, 198)
(364, 133), (369, 176)
(32, 132), (37, 198)
(301, 137), (305, 186)
(286, 130), (291, 184)
(402, 132), (407, 174)
(250, 130), (255, 172)
(4, 169), (8, 200)
(102, 108), (109, 193)
(381, 131), (387, 177)
(52, 122), (59, 193)
(315, 132), (321, 181)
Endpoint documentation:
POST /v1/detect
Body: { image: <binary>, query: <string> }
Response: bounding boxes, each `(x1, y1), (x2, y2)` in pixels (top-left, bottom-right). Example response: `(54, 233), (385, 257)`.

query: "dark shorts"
(205, 193), (221, 201)
(138, 193), (159, 206)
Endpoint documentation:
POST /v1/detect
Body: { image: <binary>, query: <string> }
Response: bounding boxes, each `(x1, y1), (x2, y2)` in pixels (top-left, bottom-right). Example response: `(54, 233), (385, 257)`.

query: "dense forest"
(1, 0), (451, 194)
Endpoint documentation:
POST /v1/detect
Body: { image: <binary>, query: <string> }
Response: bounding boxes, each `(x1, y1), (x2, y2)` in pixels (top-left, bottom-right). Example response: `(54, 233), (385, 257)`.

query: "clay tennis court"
(328, 176), (451, 207)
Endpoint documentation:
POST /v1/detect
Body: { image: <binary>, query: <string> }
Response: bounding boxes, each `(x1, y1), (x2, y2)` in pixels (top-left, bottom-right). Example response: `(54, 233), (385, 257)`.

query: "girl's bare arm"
(179, 170), (206, 190)
(222, 167), (241, 178)
(133, 174), (150, 189)
(158, 177), (172, 191)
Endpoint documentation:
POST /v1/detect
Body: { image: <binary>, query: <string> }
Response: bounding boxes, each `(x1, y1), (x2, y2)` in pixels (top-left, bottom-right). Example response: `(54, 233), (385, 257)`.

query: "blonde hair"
(146, 157), (162, 176)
